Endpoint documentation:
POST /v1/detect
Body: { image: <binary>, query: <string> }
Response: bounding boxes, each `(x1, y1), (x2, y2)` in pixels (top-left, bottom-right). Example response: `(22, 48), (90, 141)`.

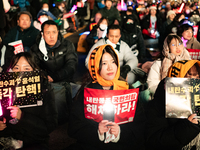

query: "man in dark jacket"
(99, 0), (121, 25)
(30, 20), (78, 124)
(3, 11), (40, 52)
(121, 15), (146, 63)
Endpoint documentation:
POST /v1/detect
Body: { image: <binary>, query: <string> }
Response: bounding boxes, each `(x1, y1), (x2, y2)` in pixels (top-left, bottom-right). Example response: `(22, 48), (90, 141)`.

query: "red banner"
(8, 40), (24, 54)
(84, 88), (139, 124)
(187, 48), (200, 60)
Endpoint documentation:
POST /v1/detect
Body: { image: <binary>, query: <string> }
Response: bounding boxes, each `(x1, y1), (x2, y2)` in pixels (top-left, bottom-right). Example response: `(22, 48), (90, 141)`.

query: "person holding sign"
(0, 52), (57, 149)
(145, 60), (200, 150)
(147, 34), (191, 95)
(68, 44), (145, 150)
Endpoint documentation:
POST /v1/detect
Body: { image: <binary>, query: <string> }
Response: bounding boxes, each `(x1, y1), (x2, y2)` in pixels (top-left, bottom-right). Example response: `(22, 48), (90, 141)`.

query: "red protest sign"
(84, 88), (139, 124)
(8, 40), (24, 54)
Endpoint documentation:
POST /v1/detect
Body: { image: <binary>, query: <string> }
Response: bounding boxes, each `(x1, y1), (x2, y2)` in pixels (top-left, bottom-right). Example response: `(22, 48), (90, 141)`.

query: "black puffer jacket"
(121, 26), (146, 63)
(30, 33), (78, 83)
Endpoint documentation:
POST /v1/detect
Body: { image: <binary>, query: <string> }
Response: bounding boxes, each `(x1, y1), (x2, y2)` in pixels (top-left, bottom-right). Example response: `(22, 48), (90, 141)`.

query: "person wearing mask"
(86, 17), (109, 48)
(141, 5), (162, 39)
(2, 11), (40, 52)
(85, 25), (139, 84)
(68, 44), (145, 150)
(85, 12), (102, 32)
(147, 34), (191, 95)
(121, 15), (146, 63)
(146, 59), (200, 149)
(37, 3), (57, 21)
(99, 0), (121, 25)
(30, 20), (78, 124)
(177, 23), (200, 49)
(34, 11), (50, 31)
(0, 52), (57, 149)
(120, 5), (140, 26)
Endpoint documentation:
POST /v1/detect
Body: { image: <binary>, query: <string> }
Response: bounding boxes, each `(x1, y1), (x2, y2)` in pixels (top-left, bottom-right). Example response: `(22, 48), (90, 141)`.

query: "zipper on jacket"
(52, 51), (54, 57)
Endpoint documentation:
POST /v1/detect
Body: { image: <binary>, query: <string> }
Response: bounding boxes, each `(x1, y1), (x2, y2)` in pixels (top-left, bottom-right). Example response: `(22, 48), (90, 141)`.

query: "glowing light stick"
(178, 3), (185, 13)
(0, 101), (2, 116)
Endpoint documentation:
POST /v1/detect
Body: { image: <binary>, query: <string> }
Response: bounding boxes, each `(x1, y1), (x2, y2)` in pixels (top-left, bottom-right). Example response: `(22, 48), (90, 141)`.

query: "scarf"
(167, 59), (200, 150)
(167, 60), (200, 77)
(160, 34), (191, 80)
(88, 44), (128, 90)
(105, 37), (121, 52)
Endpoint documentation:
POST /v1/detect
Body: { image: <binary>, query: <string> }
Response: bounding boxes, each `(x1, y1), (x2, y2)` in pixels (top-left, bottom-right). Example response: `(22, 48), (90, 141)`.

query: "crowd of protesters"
(1, 0), (200, 149)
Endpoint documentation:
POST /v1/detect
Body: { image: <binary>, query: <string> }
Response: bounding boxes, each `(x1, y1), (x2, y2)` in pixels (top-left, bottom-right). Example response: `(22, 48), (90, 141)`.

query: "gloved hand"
(120, 65), (131, 79)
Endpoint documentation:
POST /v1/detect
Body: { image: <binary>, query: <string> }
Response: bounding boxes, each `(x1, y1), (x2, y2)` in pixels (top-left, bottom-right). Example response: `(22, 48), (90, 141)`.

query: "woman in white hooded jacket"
(147, 34), (191, 95)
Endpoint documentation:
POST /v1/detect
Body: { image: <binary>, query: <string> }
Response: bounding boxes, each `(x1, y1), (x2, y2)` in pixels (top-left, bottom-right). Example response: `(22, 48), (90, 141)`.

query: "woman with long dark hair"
(68, 45), (145, 150)
(0, 52), (57, 149)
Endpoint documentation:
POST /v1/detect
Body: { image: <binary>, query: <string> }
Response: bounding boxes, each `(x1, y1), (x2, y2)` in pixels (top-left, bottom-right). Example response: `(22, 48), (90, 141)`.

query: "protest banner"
(0, 70), (43, 112)
(84, 88), (139, 124)
(165, 77), (200, 119)
(8, 40), (24, 54)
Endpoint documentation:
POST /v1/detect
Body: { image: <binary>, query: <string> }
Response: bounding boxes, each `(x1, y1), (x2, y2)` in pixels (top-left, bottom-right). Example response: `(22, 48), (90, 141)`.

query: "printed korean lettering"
(175, 87), (181, 93)
(98, 105), (104, 115)
(26, 84), (37, 94)
(34, 76), (40, 82)
(0, 81), (3, 88)
(22, 78), (28, 84)
(99, 98), (105, 104)
(4, 81), (9, 87)
(16, 86), (26, 97)
(93, 97), (98, 103)
(28, 77), (35, 83)
(3, 88), (12, 99)
(9, 79), (15, 86)
(194, 94), (200, 106)
(86, 104), (97, 115)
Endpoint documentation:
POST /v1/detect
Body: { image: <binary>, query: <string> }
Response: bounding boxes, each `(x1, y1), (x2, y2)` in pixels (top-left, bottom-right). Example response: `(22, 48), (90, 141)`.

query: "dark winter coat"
(99, 6), (121, 25)
(145, 79), (200, 150)
(2, 26), (40, 49)
(30, 33), (78, 83)
(141, 14), (162, 32)
(68, 82), (145, 150)
(121, 26), (146, 63)
(86, 25), (98, 48)
(0, 43), (15, 71)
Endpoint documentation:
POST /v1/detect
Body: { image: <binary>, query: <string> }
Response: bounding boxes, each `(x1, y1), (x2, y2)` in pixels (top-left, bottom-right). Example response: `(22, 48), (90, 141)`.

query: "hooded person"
(159, 10), (176, 50)
(146, 59), (200, 150)
(147, 34), (191, 95)
(33, 11), (50, 31)
(68, 44), (145, 150)
(121, 15), (146, 63)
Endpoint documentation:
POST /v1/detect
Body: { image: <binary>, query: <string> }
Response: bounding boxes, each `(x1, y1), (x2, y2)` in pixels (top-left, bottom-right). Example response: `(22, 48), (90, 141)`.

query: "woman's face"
(184, 65), (199, 79)
(12, 56), (33, 72)
(182, 28), (193, 40)
(100, 19), (108, 25)
(100, 52), (117, 81)
(150, 9), (156, 16)
(169, 38), (183, 56)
